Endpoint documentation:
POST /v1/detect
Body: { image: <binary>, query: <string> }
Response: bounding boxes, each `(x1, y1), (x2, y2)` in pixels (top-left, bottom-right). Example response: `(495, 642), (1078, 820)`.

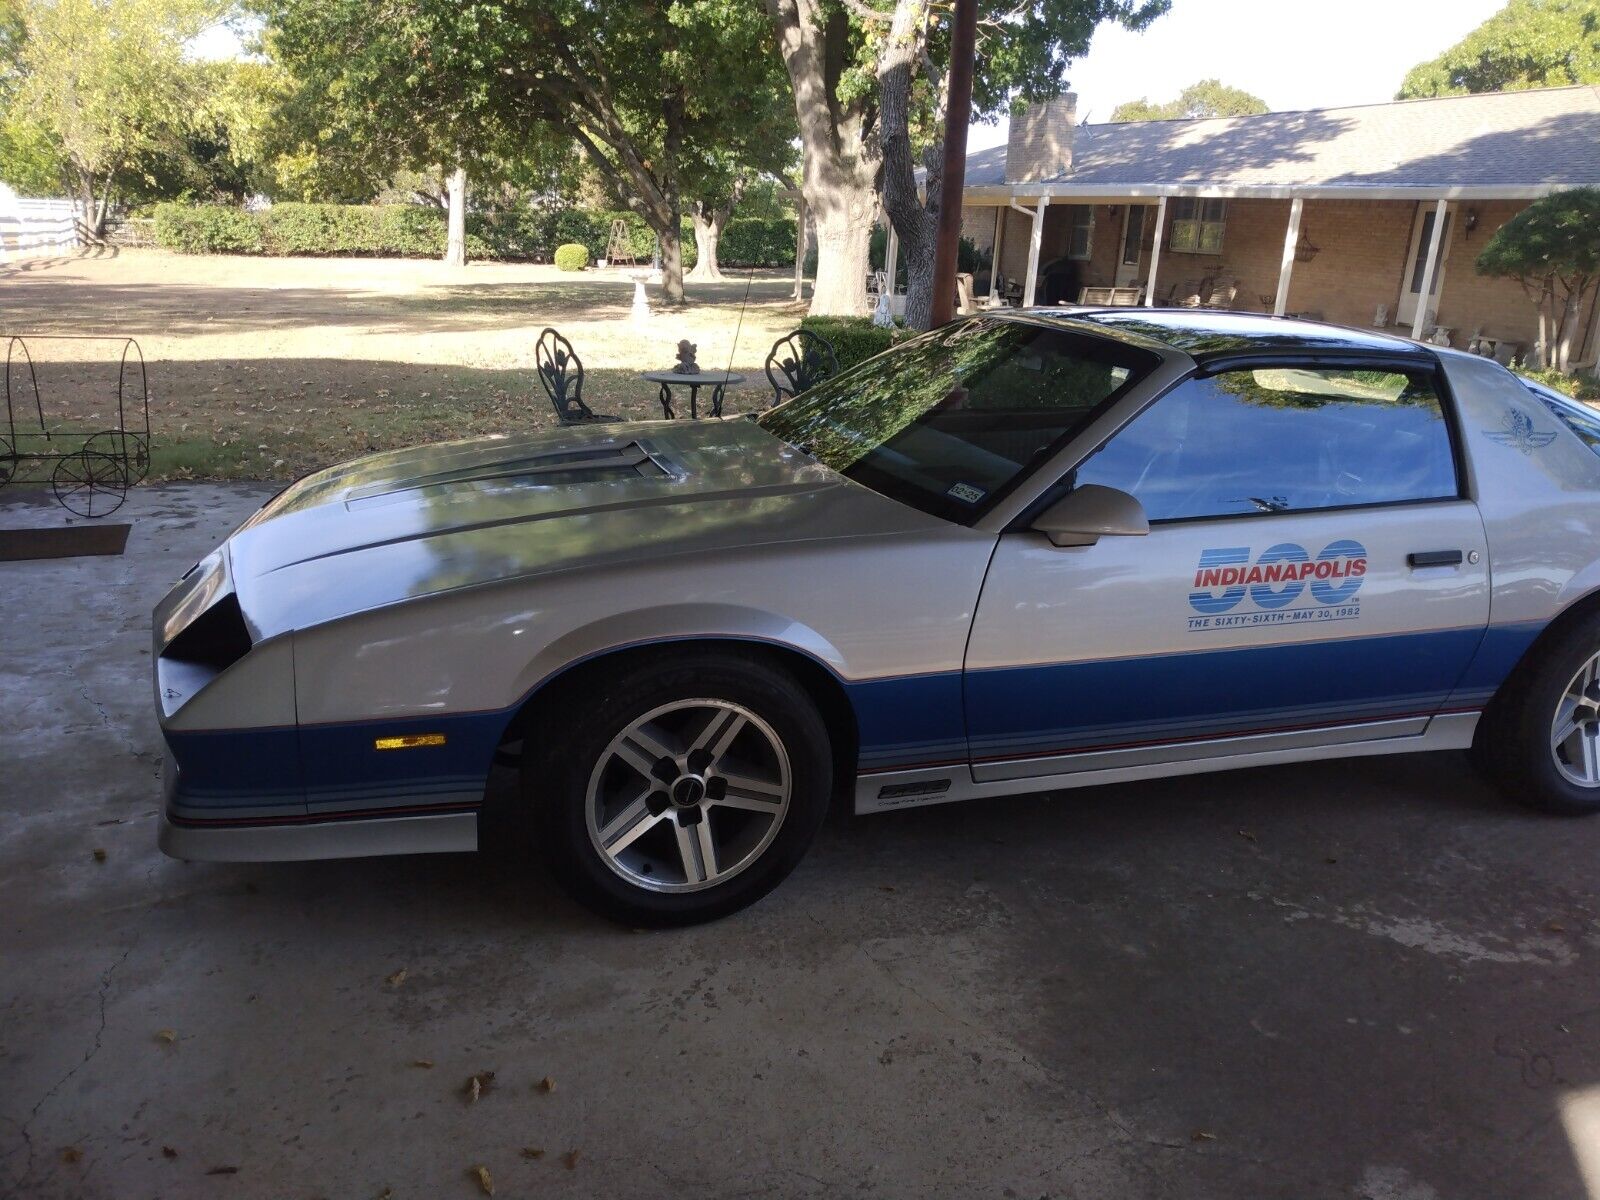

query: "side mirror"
(1031, 484), (1150, 547)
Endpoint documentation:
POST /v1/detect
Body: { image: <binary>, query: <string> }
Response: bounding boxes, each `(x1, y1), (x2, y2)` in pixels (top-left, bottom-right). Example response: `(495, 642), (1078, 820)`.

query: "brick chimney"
(1005, 94), (1076, 184)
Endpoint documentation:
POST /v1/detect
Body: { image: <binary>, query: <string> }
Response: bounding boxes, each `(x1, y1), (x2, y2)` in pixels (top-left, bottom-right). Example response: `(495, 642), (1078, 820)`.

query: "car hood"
(226, 418), (948, 640)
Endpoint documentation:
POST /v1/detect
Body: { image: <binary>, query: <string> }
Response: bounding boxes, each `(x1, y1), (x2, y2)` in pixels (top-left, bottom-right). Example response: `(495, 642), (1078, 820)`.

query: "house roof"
(965, 86), (1600, 199)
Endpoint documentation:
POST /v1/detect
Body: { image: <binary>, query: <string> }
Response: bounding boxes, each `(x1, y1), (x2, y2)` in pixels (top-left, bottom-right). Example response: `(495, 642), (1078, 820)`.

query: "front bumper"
(159, 753), (478, 862)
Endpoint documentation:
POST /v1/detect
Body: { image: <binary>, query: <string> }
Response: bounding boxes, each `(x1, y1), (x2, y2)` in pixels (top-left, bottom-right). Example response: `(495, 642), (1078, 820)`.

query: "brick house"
(946, 85), (1600, 366)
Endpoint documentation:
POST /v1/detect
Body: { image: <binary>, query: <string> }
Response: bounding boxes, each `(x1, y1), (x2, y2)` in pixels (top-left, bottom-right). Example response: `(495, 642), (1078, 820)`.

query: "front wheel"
(1475, 611), (1600, 815)
(526, 652), (834, 925)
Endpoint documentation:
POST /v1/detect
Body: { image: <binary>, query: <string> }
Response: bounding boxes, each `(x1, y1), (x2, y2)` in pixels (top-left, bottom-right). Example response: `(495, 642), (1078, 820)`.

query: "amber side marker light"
(374, 733), (447, 751)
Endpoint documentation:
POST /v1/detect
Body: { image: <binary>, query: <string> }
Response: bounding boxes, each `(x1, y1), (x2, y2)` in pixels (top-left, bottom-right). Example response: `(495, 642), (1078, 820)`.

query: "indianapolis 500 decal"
(1188, 540), (1367, 631)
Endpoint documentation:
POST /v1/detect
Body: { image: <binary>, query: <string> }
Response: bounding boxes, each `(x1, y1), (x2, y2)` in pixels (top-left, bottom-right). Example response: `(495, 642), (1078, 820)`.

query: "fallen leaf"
(1545, 921), (1566, 933)
(92, 848), (107, 863)
(1237, 829), (1257, 843)
(1191, 1131), (1216, 1142)
(464, 1070), (495, 1103)
(60, 1147), (82, 1164)
(161, 1146), (178, 1159)
(155, 1029), (177, 1045)
(375, 1190), (393, 1200)
(520, 1147), (545, 1160)
(878, 885), (896, 892)
(385, 968), (408, 987)
(562, 1149), (581, 1170)
(537, 1075), (556, 1094)
(471, 1164), (494, 1195)
(411, 1059), (434, 1069)
(206, 1165), (239, 1175)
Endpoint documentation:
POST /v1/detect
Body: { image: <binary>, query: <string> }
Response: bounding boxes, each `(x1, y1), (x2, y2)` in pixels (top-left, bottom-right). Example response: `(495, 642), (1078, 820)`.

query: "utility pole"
(930, 0), (977, 326)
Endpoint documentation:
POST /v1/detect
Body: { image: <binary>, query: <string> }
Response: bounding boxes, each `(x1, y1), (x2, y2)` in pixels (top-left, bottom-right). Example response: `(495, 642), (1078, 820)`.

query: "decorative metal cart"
(1, 335), (151, 517)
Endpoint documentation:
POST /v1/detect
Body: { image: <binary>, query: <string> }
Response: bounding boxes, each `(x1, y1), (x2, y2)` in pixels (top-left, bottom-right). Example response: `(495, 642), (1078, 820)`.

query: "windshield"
(757, 318), (1158, 523)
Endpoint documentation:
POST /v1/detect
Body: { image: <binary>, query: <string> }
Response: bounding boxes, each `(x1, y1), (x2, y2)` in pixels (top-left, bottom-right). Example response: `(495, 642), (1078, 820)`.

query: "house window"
(1121, 206), (1144, 267)
(1066, 206), (1094, 260)
(1169, 198), (1227, 254)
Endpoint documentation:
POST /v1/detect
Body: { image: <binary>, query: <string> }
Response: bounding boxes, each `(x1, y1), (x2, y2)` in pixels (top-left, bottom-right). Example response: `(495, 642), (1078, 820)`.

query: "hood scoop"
(344, 440), (668, 510)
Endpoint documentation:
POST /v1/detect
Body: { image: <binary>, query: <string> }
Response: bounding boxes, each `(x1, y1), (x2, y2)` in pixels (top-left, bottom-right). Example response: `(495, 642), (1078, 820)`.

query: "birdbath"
(630, 271), (652, 322)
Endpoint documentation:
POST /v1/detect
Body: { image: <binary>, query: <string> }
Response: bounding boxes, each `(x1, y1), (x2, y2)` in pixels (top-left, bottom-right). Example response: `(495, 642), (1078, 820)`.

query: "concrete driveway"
(3, 483), (1599, 1200)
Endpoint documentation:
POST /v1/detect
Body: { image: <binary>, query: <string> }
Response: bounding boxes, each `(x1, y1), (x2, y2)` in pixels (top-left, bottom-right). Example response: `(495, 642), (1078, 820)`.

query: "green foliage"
(799, 316), (912, 372)
(1519, 365), (1600, 400)
(1398, 0), (1600, 97)
(7, 0), (229, 225)
(553, 243), (589, 271)
(870, 228), (983, 281)
(1110, 79), (1270, 122)
(1477, 189), (1600, 283)
(152, 200), (497, 258)
(1478, 188), (1600, 369)
(153, 202), (264, 254)
(719, 219), (797, 268)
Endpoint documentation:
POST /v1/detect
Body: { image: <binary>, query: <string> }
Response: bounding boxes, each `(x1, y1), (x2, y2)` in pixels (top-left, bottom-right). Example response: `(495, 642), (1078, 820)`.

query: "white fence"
(0, 196), (81, 261)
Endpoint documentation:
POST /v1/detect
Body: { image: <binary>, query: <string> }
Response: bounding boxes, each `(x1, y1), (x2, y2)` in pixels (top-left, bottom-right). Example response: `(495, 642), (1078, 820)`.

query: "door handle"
(1408, 549), (1464, 568)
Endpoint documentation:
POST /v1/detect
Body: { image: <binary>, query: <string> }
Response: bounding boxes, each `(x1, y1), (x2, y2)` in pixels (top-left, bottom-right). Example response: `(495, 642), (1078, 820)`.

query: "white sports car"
(154, 310), (1600, 924)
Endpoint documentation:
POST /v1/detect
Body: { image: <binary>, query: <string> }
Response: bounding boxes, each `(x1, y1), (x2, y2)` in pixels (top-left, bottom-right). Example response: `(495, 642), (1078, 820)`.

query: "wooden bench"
(1076, 285), (1144, 307)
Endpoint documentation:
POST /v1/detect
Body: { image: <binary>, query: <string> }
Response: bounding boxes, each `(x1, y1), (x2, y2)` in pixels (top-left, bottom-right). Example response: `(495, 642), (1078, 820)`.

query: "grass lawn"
(0, 248), (810, 483)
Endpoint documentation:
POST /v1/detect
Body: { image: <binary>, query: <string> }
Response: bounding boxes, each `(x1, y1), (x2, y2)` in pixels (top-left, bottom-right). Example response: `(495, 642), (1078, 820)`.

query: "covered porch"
(955, 186), (1600, 367)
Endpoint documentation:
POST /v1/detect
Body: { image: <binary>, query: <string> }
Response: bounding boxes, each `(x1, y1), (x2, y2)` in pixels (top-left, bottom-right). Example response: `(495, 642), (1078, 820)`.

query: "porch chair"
(765, 329), (840, 407)
(535, 327), (618, 424)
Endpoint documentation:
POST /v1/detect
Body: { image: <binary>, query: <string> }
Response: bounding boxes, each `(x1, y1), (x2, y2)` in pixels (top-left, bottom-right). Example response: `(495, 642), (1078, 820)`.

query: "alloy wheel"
(585, 699), (792, 893)
(1551, 650), (1600, 788)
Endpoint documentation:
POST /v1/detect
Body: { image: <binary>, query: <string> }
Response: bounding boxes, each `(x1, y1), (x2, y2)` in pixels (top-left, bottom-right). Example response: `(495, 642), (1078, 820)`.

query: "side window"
(1075, 365), (1459, 521)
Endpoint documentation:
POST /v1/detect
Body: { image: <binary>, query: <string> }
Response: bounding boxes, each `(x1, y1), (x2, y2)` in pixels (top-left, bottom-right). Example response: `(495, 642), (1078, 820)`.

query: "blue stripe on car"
(166, 621), (1548, 816)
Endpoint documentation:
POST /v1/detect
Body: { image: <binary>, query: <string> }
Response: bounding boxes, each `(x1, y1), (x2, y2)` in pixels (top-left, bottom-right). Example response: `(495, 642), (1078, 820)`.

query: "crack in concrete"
(8, 941), (135, 1192)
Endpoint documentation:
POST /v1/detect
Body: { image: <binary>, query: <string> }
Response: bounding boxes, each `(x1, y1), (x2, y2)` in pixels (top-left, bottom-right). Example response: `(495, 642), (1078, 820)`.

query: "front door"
(964, 359), (1489, 781)
(1397, 204), (1452, 327)
(1114, 205), (1144, 288)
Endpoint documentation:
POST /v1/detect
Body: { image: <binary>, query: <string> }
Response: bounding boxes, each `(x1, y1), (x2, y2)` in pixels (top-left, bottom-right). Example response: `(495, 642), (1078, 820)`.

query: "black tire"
(524, 651), (833, 926)
(1474, 608), (1600, 815)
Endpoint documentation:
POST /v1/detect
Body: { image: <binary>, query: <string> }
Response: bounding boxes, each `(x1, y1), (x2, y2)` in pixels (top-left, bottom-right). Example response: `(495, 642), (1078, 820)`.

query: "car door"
(963, 357), (1490, 783)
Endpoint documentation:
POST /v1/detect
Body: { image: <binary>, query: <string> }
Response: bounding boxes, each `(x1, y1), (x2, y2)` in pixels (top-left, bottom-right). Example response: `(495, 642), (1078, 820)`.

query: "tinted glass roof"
(1023, 308), (1430, 361)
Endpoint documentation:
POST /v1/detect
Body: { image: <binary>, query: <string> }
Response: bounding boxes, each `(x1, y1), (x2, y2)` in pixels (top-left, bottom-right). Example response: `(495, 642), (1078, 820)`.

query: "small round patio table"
(641, 370), (745, 419)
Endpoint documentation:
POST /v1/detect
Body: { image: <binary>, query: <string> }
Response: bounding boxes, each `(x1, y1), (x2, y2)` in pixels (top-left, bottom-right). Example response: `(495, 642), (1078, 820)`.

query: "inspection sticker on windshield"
(946, 482), (986, 504)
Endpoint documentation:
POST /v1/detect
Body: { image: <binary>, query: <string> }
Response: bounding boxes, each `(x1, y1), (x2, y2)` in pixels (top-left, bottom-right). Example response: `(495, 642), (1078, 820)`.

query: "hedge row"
(152, 201), (796, 267)
(799, 315), (913, 372)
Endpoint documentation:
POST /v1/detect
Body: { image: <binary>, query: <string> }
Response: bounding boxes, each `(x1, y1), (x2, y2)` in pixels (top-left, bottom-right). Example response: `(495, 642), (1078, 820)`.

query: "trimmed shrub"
(799, 315), (912, 372)
(554, 242), (589, 271)
(374, 204), (450, 256)
(718, 218), (796, 268)
(153, 202), (262, 254)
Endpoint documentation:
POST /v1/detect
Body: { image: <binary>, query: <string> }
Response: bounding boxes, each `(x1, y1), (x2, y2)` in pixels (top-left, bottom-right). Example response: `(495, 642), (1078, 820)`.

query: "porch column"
(989, 206), (1005, 300)
(1144, 196), (1168, 307)
(884, 220), (899, 293)
(1410, 197), (1449, 341)
(1022, 195), (1046, 308)
(1274, 196), (1303, 316)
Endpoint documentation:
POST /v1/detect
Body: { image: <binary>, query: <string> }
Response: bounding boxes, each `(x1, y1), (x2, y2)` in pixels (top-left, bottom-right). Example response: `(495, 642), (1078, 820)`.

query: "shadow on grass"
(106, 358), (782, 480)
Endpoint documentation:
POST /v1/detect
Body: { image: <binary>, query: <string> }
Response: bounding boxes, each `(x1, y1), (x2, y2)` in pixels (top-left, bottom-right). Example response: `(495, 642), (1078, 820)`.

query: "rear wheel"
(1475, 610), (1600, 815)
(526, 652), (833, 925)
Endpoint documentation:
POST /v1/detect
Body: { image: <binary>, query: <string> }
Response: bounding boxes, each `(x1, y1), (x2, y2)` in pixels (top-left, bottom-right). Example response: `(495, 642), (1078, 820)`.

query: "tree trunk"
(792, 191), (807, 301)
(658, 220), (685, 304)
(767, 0), (880, 317)
(687, 205), (729, 281)
(444, 165), (467, 266)
(877, 1), (940, 329)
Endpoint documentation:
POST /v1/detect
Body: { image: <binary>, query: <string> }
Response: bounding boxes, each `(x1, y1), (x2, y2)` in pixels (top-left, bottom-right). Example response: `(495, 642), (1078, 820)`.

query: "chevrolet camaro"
(154, 310), (1600, 924)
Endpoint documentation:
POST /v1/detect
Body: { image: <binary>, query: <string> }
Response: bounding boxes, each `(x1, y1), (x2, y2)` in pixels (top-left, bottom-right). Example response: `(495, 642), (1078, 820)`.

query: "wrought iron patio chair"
(535, 327), (616, 424)
(765, 329), (840, 407)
